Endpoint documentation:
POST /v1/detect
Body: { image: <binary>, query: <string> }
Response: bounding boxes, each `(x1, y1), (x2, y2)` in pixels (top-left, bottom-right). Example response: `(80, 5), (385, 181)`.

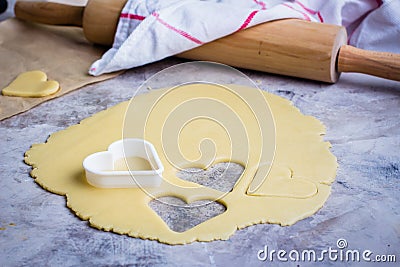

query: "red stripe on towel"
(253, 0), (267, 10)
(152, 12), (204, 45)
(282, 3), (311, 21)
(294, 1), (324, 22)
(237, 10), (259, 31)
(346, 0), (382, 44)
(120, 13), (146, 21)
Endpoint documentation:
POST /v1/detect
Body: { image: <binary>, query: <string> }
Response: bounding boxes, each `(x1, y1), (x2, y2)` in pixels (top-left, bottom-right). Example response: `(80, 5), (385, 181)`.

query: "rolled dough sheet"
(25, 84), (337, 244)
(0, 18), (121, 120)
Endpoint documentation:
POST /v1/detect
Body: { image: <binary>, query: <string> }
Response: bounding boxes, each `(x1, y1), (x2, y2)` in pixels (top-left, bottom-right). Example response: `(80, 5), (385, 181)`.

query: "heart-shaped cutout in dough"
(149, 196), (226, 233)
(178, 162), (244, 192)
(248, 163), (318, 198)
(2, 70), (60, 97)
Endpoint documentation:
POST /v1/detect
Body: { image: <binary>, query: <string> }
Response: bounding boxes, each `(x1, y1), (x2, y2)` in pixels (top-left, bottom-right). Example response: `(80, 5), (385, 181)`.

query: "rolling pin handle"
(338, 45), (400, 82)
(14, 1), (84, 27)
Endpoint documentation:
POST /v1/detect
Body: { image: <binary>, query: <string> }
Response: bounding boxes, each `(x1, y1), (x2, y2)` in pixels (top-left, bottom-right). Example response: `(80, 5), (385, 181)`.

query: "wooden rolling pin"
(15, 0), (400, 83)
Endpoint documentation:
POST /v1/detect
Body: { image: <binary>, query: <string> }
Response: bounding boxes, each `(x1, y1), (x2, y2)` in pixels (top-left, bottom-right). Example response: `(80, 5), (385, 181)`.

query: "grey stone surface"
(1, 58), (399, 266)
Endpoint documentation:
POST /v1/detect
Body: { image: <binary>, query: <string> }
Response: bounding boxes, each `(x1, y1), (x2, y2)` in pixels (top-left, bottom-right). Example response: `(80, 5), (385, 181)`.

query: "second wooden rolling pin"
(15, 0), (400, 83)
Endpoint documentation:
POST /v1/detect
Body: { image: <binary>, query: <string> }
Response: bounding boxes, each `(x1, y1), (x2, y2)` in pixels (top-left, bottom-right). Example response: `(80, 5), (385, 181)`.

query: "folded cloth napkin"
(89, 0), (400, 76)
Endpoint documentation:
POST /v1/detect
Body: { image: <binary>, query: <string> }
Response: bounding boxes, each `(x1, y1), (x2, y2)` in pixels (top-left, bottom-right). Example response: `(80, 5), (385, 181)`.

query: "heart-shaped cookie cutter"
(83, 139), (164, 188)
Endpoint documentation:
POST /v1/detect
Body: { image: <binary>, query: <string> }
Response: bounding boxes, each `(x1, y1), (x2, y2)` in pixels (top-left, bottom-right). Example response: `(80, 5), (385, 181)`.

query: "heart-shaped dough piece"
(2, 70), (60, 97)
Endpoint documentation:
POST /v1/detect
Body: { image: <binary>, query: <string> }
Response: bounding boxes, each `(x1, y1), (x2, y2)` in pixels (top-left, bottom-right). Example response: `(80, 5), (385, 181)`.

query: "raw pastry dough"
(25, 84), (337, 244)
(2, 70), (59, 97)
(113, 157), (152, 171)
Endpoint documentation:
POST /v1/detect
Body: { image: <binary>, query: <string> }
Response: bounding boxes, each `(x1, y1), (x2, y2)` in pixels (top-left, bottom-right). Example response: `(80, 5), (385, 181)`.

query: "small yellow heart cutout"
(2, 70), (60, 97)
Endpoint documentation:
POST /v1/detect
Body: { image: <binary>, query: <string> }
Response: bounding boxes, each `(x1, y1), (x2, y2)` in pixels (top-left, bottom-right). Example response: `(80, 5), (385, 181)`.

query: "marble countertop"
(1, 57), (399, 266)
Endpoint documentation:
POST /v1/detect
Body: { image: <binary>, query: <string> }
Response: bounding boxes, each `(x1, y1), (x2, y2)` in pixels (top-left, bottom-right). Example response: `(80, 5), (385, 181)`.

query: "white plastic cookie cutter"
(83, 138), (164, 188)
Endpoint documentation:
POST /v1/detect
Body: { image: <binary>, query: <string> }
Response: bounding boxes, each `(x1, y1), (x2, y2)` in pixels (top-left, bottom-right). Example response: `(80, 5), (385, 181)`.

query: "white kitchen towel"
(89, 0), (399, 76)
